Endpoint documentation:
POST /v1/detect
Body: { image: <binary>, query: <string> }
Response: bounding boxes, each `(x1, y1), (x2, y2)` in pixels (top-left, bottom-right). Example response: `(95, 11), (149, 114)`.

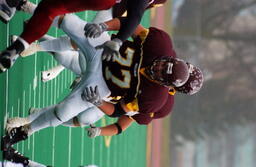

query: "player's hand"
(96, 38), (122, 62)
(70, 76), (81, 90)
(81, 85), (102, 106)
(84, 23), (108, 38)
(86, 125), (101, 138)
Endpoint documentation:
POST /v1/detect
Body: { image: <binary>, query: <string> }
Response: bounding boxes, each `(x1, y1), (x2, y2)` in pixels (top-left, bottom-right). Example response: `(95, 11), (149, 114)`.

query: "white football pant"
(28, 13), (112, 134)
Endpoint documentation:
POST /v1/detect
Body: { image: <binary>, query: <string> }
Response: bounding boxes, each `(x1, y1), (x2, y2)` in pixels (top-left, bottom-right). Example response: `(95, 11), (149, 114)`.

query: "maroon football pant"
(20, 0), (116, 44)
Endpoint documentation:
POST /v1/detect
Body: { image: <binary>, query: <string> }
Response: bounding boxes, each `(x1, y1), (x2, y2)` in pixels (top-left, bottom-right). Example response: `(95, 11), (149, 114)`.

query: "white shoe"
(41, 65), (65, 82)
(0, 0), (16, 23)
(6, 117), (30, 133)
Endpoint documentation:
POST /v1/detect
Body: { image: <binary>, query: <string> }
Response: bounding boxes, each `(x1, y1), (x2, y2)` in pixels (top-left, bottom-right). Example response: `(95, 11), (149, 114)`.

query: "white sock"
(27, 106), (53, 122)
(39, 36), (73, 52)
(20, 43), (42, 57)
(29, 105), (62, 134)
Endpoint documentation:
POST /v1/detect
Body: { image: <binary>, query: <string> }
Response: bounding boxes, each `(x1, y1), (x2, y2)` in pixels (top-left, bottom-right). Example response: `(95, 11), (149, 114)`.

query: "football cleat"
(0, 38), (26, 72)
(0, 0), (16, 23)
(3, 147), (29, 166)
(6, 117), (30, 133)
(1, 126), (28, 151)
(0, 49), (19, 69)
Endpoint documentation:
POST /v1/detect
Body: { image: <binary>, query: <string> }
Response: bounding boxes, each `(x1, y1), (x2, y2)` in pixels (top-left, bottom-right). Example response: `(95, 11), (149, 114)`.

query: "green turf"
(0, 3), (150, 167)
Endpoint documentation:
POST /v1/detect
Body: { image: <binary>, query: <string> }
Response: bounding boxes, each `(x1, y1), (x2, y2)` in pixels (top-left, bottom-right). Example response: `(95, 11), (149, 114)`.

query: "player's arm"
(114, 0), (148, 42)
(85, 101), (135, 137)
(100, 115), (134, 136)
(86, 115), (134, 138)
(104, 19), (147, 37)
(84, 0), (147, 41)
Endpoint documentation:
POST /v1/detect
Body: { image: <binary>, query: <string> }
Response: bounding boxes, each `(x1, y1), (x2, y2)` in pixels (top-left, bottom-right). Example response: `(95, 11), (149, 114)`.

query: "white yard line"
(68, 127), (72, 167)
(92, 139), (95, 164)
(81, 128), (85, 165)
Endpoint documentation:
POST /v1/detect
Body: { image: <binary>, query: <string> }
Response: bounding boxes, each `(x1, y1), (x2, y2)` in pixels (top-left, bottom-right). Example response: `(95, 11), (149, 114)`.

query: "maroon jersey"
(102, 27), (176, 124)
(102, 39), (143, 103)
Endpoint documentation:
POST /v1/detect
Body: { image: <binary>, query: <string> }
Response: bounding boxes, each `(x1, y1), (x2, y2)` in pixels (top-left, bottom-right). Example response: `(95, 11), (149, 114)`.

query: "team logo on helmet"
(175, 63), (204, 95)
(147, 57), (189, 87)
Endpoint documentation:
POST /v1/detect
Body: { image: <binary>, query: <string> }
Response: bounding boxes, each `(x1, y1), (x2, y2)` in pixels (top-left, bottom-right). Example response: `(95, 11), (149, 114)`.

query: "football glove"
(84, 23), (108, 38)
(81, 86), (102, 106)
(96, 38), (122, 62)
(86, 126), (101, 138)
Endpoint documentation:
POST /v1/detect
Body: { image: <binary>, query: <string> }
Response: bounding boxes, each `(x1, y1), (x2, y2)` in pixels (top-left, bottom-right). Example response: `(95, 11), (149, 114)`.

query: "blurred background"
(150, 0), (256, 167)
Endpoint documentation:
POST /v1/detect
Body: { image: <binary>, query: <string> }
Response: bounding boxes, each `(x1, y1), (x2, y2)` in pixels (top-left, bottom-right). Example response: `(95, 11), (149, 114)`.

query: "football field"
(0, 3), (151, 167)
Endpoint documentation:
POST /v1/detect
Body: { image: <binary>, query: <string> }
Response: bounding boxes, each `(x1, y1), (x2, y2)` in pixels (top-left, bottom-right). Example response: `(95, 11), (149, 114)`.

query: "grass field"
(0, 2), (151, 167)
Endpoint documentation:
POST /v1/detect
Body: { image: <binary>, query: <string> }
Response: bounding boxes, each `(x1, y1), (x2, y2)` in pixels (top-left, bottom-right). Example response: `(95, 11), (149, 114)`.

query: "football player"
(0, 0), (168, 73)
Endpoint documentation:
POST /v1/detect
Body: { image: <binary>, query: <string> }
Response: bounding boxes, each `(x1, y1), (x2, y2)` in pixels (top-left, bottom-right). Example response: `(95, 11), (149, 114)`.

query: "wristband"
(114, 123), (122, 135)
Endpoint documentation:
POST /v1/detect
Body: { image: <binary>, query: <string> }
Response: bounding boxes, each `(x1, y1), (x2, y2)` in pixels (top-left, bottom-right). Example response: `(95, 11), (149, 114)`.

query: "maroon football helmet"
(147, 57), (189, 87)
(175, 63), (204, 95)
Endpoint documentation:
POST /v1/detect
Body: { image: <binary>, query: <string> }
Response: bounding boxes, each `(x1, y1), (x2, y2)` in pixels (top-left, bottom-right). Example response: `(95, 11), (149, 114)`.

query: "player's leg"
(2, 105), (61, 151)
(62, 106), (105, 127)
(10, 34), (77, 82)
(6, 105), (104, 129)
(58, 13), (112, 77)
(5, 106), (55, 133)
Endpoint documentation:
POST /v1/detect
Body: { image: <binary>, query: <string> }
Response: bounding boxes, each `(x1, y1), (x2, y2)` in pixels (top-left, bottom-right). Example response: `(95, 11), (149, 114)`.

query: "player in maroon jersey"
(84, 24), (203, 136)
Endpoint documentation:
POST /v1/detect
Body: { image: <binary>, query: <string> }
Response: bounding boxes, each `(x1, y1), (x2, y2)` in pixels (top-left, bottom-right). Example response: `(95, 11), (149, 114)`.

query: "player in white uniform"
(2, 5), (117, 166)
(2, 3), (116, 165)
(4, 2), (115, 132)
